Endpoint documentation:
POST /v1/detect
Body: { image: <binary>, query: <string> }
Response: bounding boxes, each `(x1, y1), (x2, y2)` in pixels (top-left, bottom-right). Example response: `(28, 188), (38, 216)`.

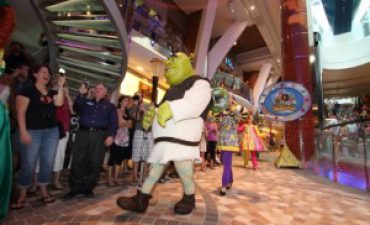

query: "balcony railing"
(313, 119), (370, 191)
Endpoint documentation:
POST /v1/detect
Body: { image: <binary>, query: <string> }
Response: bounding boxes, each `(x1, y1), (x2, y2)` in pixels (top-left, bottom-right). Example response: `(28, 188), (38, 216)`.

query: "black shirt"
(18, 85), (58, 129)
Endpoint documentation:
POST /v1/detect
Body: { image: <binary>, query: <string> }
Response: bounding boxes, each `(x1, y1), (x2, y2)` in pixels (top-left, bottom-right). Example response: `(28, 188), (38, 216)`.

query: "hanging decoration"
(259, 81), (311, 122)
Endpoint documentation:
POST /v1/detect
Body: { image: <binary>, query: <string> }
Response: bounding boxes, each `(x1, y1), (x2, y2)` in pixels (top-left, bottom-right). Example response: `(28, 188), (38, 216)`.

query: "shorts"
(108, 144), (131, 166)
(131, 129), (153, 162)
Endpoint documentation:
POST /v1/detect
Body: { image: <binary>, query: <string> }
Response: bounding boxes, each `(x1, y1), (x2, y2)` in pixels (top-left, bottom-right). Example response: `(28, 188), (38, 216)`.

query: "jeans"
(17, 127), (59, 189)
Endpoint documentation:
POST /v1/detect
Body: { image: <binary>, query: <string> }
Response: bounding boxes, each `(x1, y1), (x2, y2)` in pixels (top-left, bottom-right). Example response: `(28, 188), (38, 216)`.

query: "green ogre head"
(164, 52), (194, 86)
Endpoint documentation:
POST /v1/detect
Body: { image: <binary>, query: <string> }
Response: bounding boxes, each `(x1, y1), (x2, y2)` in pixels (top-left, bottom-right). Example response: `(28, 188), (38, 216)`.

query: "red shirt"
(56, 100), (71, 132)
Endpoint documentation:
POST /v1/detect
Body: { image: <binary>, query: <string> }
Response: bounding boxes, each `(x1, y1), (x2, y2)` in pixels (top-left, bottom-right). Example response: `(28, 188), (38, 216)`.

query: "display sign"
(259, 82), (311, 122)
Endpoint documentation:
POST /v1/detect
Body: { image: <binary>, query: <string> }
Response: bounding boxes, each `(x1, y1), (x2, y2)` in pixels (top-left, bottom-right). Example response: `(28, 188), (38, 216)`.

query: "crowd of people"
(0, 42), (274, 219)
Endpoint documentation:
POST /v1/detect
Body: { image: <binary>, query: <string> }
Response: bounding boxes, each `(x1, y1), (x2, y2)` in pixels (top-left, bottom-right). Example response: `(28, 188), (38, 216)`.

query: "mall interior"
(0, 0), (369, 224)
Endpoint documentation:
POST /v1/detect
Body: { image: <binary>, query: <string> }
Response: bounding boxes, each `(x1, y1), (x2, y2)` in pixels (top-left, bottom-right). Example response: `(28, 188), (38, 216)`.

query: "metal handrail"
(319, 118), (370, 130)
(315, 120), (370, 191)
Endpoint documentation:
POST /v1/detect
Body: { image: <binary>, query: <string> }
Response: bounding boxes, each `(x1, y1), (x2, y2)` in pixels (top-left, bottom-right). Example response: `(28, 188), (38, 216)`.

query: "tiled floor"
(3, 153), (370, 225)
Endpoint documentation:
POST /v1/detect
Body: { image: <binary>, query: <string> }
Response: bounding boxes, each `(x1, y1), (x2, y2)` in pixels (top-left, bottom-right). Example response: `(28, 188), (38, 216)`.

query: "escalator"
(30, 0), (128, 96)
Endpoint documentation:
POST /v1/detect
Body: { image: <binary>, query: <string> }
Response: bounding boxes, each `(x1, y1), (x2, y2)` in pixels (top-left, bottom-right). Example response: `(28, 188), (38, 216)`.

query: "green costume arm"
(142, 104), (156, 131)
(157, 101), (173, 127)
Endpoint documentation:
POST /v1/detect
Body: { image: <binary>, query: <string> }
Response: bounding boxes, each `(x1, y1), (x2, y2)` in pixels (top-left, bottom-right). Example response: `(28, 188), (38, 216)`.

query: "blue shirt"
(73, 95), (118, 137)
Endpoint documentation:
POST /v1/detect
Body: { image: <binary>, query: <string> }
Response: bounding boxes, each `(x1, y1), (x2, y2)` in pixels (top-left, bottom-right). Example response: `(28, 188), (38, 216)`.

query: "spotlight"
(309, 54), (316, 63)
(228, 0), (236, 13)
(150, 40), (156, 47)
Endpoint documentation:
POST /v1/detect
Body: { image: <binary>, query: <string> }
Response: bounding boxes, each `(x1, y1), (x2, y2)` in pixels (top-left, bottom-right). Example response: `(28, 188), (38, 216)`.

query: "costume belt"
(154, 137), (200, 146)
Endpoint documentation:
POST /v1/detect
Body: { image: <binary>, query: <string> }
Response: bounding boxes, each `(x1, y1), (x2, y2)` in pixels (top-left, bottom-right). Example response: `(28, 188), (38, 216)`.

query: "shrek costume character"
(117, 53), (211, 215)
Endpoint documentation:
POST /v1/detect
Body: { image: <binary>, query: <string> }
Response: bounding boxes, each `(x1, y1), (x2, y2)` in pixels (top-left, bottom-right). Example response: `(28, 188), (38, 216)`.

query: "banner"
(259, 82), (311, 122)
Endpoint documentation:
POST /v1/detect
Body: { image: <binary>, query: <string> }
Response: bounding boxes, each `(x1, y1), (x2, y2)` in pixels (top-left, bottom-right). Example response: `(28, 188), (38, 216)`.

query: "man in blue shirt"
(63, 83), (118, 199)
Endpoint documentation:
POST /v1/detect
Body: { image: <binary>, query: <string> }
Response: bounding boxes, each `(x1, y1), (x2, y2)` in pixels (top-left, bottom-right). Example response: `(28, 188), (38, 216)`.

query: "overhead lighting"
(233, 41), (237, 46)
(250, 5), (255, 11)
(276, 58), (281, 63)
(67, 12), (71, 17)
(309, 54), (316, 63)
(137, 66), (144, 72)
(87, 5), (90, 9)
(228, 0), (236, 13)
(150, 39), (156, 47)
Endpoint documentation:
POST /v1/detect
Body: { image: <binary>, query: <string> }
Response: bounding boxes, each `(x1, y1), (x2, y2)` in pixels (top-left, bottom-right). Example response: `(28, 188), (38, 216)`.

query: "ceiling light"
(276, 58), (281, 63)
(309, 54), (316, 63)
(233, 41), (237, 46)
(250, 5), (255, 11)
(137, 66), (144, 72)
(228, 0), (236, 13)
(87, 5), (90, 9)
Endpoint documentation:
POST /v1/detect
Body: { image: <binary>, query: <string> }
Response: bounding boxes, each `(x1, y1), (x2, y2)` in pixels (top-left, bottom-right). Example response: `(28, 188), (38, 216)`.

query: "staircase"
(30, 0), (128, 96)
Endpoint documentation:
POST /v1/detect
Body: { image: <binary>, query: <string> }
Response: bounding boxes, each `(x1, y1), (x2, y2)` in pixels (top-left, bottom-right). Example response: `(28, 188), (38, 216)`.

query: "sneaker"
(219, 187), (227, 196)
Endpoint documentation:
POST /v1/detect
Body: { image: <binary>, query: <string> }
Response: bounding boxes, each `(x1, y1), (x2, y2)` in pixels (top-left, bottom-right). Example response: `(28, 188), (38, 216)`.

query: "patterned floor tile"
(3, 153), (370, 225)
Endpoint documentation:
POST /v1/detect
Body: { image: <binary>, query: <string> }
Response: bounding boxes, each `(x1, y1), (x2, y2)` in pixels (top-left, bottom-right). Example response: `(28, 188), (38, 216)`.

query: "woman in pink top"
(205, 116), (218, 168)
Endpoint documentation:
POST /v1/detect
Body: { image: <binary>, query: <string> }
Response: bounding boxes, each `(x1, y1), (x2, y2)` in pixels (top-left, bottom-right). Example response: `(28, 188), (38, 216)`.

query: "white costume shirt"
(148, 79), (212, 164)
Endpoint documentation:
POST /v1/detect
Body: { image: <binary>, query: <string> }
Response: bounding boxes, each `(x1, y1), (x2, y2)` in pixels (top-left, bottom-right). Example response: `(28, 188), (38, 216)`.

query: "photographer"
(129, 92), (153, 186)
(12, 64), (65, 209)
(63, 82), (117, 199)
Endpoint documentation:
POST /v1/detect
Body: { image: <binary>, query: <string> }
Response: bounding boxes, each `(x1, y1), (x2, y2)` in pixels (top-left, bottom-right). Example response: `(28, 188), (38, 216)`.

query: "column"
(194, 0), (218, 76)
(252, 62), (272, 112)
(207, 20), (248, 80)
(281, 0), (314, 163)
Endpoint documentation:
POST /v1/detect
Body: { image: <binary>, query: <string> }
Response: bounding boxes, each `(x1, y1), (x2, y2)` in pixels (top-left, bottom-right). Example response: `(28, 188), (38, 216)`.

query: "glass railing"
(313, 119), (370, 191)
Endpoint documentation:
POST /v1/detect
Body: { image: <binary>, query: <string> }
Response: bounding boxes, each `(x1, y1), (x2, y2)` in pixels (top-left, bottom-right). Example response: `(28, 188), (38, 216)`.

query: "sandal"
(10, 200), (26, 210)
(41, 196), (55, 204)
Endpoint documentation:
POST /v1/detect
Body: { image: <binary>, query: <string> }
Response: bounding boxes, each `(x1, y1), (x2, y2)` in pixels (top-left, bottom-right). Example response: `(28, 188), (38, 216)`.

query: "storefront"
(120, 70), (166, 104)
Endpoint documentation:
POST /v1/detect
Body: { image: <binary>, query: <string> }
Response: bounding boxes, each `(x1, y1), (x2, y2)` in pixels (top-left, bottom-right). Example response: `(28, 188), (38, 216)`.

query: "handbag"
(57, 122), (66, 139)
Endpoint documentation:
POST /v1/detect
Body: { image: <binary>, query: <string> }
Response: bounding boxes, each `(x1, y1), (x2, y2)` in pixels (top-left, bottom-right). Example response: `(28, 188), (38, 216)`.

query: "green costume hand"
(142, 105), (156, 131)
(157, 101), (173, 127)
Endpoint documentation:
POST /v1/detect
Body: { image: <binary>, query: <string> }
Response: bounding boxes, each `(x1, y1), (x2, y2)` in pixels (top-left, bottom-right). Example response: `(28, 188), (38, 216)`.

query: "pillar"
(252, 62), (272, 113)
(207, 20), (248, 80)
(281, 0), (314, 163)
(194, 0), (218, 76)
